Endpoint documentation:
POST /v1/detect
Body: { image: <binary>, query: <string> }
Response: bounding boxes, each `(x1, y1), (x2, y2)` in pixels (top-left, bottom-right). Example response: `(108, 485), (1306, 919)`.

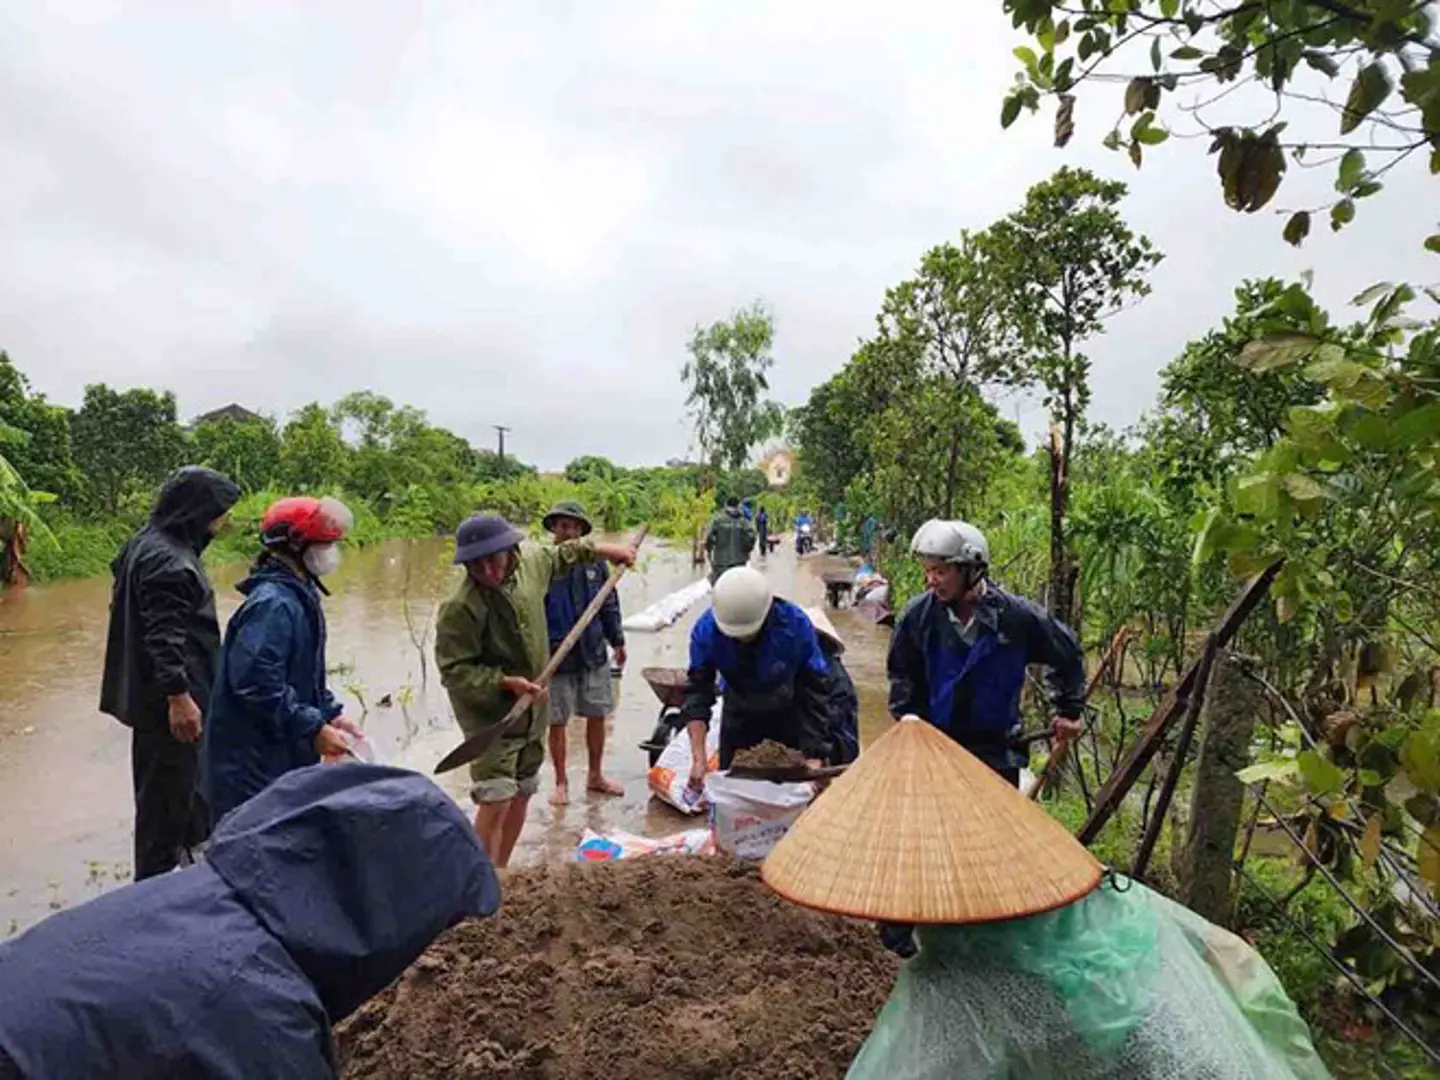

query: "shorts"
(548, 664), (614, 725)
(467, 731), (545, 805)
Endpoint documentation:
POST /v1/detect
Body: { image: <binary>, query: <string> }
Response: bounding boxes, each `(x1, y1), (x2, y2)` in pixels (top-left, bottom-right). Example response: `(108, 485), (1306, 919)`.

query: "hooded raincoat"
(0, 765), (499, 1080)
(203, 560), (344, 822)
(98, 466), (240, 879)
(703, 507), (756, 584)
(100, 467), (241, 730)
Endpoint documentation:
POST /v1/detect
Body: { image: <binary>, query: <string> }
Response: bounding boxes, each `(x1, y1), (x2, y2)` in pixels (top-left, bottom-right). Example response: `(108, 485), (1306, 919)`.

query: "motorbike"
(795, 522), (814, 556)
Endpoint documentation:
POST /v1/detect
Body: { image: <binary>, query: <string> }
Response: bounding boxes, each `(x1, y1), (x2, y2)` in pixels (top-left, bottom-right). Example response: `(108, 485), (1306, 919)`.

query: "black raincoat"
(100, 467), (241, 730)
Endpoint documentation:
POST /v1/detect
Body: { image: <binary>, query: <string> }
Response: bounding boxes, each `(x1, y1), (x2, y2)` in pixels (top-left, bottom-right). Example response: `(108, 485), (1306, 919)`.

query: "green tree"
(70, 384), (188, 515)
(981, 167), (1162, 626)
(998, 0), (1439, 248)
(564, 455), (619, 484)
(191, 416), (281, 495)
(0, 353), (81, 503)
(278, 403), (350, 493)
(872, 236), (1020, 517)
(682, 301), (786, 473)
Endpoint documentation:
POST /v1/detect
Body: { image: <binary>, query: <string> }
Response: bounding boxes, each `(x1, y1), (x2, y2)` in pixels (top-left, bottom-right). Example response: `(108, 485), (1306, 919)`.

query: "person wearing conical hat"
(678, 567), (834, 794)
(888, 519), (1086, 788)
(760, 720), (1330, 1080)
(804, 606), (859, 765)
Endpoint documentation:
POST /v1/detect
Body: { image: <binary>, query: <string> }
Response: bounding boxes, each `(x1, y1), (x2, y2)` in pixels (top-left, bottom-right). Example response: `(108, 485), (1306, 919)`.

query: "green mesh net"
(847, 879), (1329, 1080)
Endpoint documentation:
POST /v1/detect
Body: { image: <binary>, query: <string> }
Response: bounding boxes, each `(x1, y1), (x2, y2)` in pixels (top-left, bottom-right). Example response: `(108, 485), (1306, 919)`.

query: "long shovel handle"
(434, 526), (648, 775)
(1028, 626), (1129, 801)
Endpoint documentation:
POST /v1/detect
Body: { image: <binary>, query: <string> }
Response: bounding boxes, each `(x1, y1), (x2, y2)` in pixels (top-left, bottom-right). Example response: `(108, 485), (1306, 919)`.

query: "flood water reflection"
(0, 536), (890, 931)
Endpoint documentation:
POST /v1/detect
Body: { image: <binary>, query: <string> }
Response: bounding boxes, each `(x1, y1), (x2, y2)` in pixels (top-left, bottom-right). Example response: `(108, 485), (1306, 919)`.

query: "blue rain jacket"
(544, 560), (624, 676)
(0, 765), (500, 1080)
(203, 561), (342, 822)
(680, 597), (833, 765)
(887, 584), (1085, 772)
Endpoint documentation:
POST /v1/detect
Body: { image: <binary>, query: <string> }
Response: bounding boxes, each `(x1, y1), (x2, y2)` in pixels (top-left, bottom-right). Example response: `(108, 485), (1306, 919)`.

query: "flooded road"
(0, 536), (888, 932)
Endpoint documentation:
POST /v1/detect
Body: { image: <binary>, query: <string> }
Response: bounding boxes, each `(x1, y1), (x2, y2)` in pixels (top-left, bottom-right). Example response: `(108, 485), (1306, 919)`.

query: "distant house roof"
(191, 403), (264, 427)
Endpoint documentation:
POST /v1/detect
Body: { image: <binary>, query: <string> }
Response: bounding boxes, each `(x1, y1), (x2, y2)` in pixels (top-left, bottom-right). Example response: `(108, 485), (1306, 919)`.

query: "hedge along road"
(0, 534), (890, 932)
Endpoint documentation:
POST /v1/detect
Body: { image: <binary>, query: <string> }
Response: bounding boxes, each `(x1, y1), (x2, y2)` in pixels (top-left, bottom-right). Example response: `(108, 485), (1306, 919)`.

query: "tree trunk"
(1179, 653), (1260, 927)
(942, 430), (960, 518)
(1047, 421), (1073, 626)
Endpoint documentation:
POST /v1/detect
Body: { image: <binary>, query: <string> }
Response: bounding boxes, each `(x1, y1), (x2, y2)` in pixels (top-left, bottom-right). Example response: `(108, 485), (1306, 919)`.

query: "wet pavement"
(0, 535), (887, 932)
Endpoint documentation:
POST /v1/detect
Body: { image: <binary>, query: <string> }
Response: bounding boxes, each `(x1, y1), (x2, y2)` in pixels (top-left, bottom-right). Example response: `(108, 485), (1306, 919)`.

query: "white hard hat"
(910, 519), (989, 568)
(712, 566), (773, 639)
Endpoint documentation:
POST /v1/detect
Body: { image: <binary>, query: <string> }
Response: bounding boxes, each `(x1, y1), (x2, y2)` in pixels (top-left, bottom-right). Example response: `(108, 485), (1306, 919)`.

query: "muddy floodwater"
(0, 537), (890, 932)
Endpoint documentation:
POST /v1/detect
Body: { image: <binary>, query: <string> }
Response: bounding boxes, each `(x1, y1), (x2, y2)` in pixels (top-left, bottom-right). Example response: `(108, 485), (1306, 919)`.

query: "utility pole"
(493, 425), (511, 470)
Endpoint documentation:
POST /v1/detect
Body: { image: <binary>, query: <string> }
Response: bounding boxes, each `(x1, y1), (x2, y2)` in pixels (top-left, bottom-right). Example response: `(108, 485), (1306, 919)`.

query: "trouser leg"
(131, 727), (201, 881)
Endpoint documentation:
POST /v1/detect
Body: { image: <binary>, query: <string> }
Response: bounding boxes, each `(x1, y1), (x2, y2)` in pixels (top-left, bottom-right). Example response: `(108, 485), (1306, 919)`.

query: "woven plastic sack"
(846, 879), (1329, 1080)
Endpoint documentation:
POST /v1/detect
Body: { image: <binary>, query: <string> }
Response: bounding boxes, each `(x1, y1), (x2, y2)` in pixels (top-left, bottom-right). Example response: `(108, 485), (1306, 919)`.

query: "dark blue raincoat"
(0, 765), (499, 1080)
(203, 560), (343, 822)
(887, 584), (1085, 773)
(680, 597), (834, 766)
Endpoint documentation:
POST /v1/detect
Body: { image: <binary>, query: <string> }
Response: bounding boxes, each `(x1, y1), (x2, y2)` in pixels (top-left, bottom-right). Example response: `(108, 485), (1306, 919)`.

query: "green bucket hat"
(542, 500), (593, 536)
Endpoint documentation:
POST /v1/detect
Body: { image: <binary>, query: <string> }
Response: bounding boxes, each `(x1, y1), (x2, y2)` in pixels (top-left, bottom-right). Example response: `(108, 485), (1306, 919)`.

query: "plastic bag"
(622, 578), (710, 633)
(572, 828), (714, 861)
(648, 721), (721, 815)
(846, 879), (1329, 1080)
(705, 773), (815, 861)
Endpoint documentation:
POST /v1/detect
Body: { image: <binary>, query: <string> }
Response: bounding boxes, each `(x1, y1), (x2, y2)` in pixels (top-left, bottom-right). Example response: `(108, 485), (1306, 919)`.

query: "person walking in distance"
(540, 501), (626, 805)
(100, 466), (240, 881)
(703, 496), (756, 585)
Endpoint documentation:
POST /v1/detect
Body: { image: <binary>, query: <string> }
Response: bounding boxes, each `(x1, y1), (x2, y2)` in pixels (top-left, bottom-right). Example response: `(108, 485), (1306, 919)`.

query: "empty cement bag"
(845, 877), (1329, 1080)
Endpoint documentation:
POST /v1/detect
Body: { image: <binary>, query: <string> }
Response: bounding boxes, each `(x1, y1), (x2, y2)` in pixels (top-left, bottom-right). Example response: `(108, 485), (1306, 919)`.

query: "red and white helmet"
(260, 496), (354, 549)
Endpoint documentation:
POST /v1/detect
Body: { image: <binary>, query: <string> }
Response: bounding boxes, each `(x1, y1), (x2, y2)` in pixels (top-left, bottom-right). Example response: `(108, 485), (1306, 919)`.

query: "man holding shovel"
(435, 514), (637, 867)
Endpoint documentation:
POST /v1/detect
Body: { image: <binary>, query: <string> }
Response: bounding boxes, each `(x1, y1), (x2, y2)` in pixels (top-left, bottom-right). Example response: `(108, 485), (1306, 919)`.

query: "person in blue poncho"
(0, 764), (500, 1080)
(679, 566), (834, 792)
(203, 496), (364, 823)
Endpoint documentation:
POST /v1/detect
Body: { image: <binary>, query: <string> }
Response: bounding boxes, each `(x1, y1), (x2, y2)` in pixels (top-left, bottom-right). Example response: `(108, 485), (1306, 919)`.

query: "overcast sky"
(1, 3), (1434, 470)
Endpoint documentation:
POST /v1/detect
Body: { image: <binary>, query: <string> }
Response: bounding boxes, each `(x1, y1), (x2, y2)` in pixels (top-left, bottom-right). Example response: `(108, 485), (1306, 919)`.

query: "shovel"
(435, 526), (648, 775)
(726, 762), (850, 783)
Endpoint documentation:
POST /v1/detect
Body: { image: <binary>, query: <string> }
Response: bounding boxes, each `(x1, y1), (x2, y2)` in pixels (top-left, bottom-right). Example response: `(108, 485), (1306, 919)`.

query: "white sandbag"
(572, 828), (714, 861)
(705, 773), (816, 861)
(648, 719), (721, 814)
(622, 577), (711, 633)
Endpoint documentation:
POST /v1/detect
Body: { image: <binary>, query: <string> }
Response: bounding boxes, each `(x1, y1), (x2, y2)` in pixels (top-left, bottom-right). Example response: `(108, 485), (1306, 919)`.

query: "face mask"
(304, 543), (342, 578)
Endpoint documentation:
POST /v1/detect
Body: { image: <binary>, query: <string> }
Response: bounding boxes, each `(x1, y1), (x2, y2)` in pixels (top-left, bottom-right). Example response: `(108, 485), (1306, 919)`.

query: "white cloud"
(0, 1), (1432, 470)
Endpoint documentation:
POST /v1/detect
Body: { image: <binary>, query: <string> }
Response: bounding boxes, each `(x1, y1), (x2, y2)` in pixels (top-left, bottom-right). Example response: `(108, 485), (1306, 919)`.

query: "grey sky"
(1, 3), (1434, 471)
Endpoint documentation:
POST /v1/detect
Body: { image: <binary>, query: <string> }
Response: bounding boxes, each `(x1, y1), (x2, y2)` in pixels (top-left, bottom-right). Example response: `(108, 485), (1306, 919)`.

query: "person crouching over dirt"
(541, 501), (626, 805)
(804, 606), (859, 765)
(0, 765), (500, 1080)
(203, 497), (363, 824)
(436, 514), (637, 867)
(681, 567), (834, 793)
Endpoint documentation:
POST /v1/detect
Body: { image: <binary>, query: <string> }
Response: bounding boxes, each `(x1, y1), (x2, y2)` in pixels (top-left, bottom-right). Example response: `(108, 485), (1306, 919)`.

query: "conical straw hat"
(761, 716), (1102, 923)
(803, 606), (845, 655)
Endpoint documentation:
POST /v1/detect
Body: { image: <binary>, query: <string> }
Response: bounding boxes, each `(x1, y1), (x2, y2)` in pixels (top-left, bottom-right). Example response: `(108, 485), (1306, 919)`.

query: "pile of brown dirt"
(338, 857), (897, 1080)
(731, 740), (807, 769)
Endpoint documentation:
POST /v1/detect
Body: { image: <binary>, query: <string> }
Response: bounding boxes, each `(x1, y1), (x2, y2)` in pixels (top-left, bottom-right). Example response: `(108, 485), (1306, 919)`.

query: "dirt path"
(337, 858), (897, 1080)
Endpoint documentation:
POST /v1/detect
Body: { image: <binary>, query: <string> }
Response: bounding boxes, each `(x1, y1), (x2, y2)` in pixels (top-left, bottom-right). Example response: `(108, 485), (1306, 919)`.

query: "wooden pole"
(1028, 626), (1129, 801)
(1076, 560), (1282, 845)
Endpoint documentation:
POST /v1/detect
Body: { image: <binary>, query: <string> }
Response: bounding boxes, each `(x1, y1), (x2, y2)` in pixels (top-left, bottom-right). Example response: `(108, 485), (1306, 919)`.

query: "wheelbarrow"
(638, 666), (689, 766)
(822, 571), (855, 609)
